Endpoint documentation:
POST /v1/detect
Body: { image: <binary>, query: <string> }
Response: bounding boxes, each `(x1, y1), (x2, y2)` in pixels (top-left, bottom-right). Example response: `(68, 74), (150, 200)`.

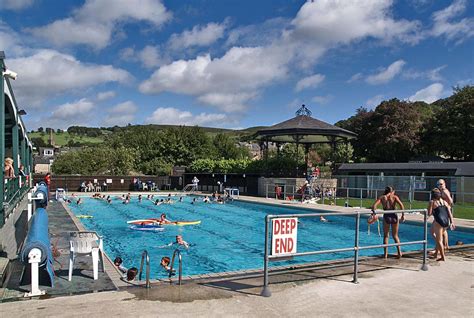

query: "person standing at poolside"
(4, 157), (15, 179)
(436, 179), (453, 250)
(428, 188), (455, 261)
(192, 176), (199, 190)
(372, 186), (405, 259)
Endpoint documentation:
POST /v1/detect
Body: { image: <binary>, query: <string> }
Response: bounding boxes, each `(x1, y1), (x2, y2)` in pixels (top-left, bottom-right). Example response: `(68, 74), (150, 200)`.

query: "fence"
(3, 176), (31, 223)
(336, 175), (474, 204)
(261, 209), (428, 297)
(32, 175), (170, 193)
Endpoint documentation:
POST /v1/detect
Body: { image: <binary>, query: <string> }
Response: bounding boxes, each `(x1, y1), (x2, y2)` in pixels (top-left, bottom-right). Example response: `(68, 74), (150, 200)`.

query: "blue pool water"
(68, 195), (473, 279)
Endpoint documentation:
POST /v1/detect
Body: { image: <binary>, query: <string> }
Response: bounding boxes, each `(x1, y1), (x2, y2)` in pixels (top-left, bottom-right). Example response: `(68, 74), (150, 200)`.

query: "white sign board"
(106, 179), (113, 184)
(271, 218), (298, 256)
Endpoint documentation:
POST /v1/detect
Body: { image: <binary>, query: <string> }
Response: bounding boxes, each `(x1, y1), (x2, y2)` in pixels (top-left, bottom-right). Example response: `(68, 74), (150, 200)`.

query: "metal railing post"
(138, 250), (151, 288)
(421, 209), (428, 271)
(352, 213), (360, 283)
(360, 188), (363, 207)
(261, 215), (271, 297)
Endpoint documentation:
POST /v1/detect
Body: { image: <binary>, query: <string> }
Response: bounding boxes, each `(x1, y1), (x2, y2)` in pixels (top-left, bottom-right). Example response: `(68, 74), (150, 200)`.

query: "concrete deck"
(0, 248), (472, 317)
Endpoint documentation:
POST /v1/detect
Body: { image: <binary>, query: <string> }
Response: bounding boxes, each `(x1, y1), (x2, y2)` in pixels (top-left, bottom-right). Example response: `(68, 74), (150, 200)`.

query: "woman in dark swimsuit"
(428, 188), (455, 261)
(372, 186), (405, 259)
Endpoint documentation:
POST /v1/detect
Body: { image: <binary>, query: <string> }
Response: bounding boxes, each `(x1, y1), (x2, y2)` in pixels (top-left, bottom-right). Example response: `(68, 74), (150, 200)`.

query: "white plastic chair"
(68, 231), (104, 281)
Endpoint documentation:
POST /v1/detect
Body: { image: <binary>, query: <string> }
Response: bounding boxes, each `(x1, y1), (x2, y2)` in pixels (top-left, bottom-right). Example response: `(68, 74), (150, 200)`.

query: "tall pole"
(0, 52), (5, 225)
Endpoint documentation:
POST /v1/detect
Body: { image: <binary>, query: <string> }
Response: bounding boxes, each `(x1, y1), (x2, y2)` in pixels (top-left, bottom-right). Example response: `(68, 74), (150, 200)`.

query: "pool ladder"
(138, 250), (151, 288)
(169, 249), (183, 285)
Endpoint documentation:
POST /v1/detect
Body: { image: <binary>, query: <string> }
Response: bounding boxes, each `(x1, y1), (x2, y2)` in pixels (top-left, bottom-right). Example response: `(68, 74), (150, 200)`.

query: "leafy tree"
(212, 133), (250, 159)
(330, 143), (354, 163)
(31, 137), (48, 147)
(423, 86), (474, 160)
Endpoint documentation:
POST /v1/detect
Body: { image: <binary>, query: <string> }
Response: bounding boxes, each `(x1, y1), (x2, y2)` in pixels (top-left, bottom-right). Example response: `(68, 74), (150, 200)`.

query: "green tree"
(423, 86), (474, 160)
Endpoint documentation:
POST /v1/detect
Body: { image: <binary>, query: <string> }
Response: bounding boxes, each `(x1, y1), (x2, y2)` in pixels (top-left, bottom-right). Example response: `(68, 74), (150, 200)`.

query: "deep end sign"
(271, 217), (298, 256)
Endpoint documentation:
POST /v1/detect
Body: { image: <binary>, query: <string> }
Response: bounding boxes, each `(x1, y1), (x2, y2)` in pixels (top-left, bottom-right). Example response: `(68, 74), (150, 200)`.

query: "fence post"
(352, 213), (360, 283)
(421, 209), (428, 271)
(360, 188), (363, 208)
(265, 184), (268, 199)
(261, 215), (271, 297)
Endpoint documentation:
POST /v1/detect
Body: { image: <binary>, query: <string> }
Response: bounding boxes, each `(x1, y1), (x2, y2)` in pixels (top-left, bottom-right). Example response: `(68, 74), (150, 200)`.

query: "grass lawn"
(327, 197), (474, 220)
(29, 132), (104, 146)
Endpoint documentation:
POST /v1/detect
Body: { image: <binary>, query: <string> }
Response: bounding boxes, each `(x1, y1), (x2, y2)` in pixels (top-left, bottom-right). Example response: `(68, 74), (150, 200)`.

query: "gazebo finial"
(295, 104), (312, 117)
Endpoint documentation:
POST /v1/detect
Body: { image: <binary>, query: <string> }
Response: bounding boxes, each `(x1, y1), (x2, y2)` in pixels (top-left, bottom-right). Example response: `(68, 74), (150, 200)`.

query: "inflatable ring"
(367, 214), (378, 224)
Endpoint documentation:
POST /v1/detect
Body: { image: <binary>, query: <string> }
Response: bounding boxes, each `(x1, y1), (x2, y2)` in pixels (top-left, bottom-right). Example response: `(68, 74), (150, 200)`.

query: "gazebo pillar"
(295, 135), (300, 177)
(304, 144), (311, 168)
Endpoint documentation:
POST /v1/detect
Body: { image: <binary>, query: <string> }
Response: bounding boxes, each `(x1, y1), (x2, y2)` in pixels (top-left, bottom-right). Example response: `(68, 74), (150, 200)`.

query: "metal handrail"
(169, 248), (183, 285)
(182, 184), (196, 193)
(138, 250), (151, 288)
(261, 209), (428, 297)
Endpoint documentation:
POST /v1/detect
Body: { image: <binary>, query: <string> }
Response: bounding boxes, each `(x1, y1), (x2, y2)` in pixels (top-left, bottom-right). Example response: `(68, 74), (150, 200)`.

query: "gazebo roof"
(255, 105), (357, 144)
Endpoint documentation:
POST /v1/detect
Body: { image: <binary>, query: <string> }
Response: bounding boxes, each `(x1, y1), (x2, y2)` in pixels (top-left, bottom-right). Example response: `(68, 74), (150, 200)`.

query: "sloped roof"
(337, 162), (474, 176)
(255, 115), (356, 144)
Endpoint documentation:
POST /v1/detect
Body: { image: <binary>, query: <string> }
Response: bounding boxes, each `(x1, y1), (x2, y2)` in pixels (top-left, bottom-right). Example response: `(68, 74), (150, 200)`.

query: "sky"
(0, 0), (473, 131)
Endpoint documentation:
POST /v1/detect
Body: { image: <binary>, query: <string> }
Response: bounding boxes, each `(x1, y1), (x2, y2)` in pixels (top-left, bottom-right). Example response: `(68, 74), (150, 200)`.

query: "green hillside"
(29, 132), (104, 147)
(28, 124), (269, 147)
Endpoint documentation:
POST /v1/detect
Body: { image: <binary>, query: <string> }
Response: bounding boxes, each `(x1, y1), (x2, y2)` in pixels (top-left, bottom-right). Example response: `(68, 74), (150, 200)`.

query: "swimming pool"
(68, 195), (474, 279)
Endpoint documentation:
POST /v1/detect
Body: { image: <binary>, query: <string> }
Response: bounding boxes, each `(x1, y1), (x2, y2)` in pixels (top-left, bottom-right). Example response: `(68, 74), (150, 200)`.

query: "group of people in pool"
(113, 235), (190, 281)
(369, 179), (455, 261)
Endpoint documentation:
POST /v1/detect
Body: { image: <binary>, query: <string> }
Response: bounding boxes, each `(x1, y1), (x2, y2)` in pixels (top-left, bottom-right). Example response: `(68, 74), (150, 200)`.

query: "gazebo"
(254, 104), (357, 176)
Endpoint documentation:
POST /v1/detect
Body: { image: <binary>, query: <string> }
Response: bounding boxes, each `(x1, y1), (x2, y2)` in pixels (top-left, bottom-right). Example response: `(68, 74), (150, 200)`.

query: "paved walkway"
(0, 249), (472, 317)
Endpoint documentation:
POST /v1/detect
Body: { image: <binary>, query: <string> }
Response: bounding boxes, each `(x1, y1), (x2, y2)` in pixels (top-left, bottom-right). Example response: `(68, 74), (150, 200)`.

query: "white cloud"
(431, 0), (474, 43)
(138, 46), (162, 68)
(0, 21), (24, 55)
(168, 21), (228, 51)
(37, 98), (97, 129)
(51, 98), (94, 119)
(145, 107), (233, 127)
(28, 0), (171, 49)
(226, 17), (289, 47)
(120, 45), (163, 69)
(96, 90), (116, 101)
(366, 94), (385, 108)
(140, 0), (421, 112)
(409, 83), (444, 103)
(286, 0), (422, 66)
(295, 74), (325, 92)
(197, 92), (256, 113)
(312, 95), (332, 104)
(403, 65), (447, 82)
(103, 101), (138, 126)
(140, 47), (290, 112)
(366, 60), (406, 85)
(8, 49), (131, 107)
(0, 0), (35, 11)
(347, 73), (363, 83)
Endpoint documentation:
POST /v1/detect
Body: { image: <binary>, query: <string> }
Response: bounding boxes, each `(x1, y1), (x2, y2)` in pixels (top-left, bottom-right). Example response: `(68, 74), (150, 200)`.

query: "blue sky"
(1, 0), (473, 130)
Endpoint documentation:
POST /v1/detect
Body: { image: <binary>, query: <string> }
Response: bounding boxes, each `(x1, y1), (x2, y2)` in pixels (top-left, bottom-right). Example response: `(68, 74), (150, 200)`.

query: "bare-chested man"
(372, 186), (405, 259)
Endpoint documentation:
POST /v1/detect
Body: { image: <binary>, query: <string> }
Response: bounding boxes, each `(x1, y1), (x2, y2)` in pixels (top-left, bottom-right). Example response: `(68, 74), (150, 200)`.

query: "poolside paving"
(1, 201), (117, 301)
(0, 248), (472, 317)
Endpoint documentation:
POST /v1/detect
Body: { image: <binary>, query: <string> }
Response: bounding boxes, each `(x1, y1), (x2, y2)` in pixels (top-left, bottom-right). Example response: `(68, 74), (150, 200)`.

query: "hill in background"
(29, 124), (268, 147)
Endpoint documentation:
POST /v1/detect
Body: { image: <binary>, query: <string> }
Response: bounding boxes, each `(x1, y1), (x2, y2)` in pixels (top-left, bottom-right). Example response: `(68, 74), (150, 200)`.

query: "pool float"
(77, 215), (93, 219)
(127, 219), (201, 226)
(127, 219), (160, 225)
(163, 220), (201, 226)
(129, 224), (165, 231)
